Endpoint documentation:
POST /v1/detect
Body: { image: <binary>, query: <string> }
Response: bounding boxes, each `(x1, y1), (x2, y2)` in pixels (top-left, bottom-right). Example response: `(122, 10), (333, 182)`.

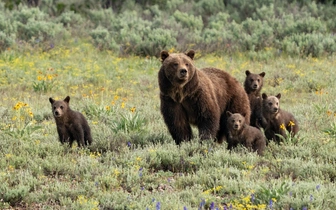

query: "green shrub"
(282, 33), (336, 57)
(55, 11), (85, 28)
(0, 12), (16, 51)
(90, 25), (119, 51)
(12, 6), (64, 43)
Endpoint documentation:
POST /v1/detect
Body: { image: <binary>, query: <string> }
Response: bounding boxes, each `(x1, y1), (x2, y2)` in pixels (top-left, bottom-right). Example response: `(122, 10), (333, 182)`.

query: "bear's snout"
(273, 107), (279, 113)
(54, 110), (60, 117)
(233, 123), (239, 130)
(179, 69), (188, 77)
(252, 84), (258, 89)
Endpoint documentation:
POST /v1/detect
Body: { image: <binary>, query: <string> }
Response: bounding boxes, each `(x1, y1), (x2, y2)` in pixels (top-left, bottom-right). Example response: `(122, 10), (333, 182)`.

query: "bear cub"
(49, 96), (92, 147)
(261, 93), (299, 142)
(226, 111), (266, 155)
(244, 70), (266, 127)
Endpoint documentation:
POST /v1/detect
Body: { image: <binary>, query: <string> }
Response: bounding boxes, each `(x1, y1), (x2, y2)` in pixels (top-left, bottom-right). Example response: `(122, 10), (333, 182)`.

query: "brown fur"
(49, 96), (92, 147)
(261, 93), (299, 142)
(158, 50), (250, 145)
(226, 111), (266, 155)
(244, 70), (265, 127)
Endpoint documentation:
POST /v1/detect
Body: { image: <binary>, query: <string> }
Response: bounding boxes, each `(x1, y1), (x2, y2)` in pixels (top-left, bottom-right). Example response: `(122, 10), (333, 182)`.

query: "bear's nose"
(252, 84), (258, 89)
(180, 69), (187, 76)
(54, 111), (59, 116)
(234, 124), (239, 129)
(273, 107), (278, 112)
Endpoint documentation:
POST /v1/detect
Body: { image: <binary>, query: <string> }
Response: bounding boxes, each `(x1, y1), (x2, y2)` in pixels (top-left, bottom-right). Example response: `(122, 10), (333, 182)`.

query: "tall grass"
(0, 40), (336, 209)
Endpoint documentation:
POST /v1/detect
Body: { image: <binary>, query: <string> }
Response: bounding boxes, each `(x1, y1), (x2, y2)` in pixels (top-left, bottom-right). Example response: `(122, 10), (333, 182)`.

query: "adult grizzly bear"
(244, 70), (266, 127)
(158, 50), (250, 145)
(261, 93), (299, 142)
(226, 111), (266, 155)
(49, 96), (93, 147)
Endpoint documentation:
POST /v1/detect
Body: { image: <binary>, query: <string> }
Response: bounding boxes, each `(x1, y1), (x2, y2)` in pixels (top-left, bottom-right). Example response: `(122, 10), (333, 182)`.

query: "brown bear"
(158, 50), (251, 145)
(260, 93), (299, 143)
(49, 96), (92, 147)
(226, 111), (266, 155)
(244, 70), (266, 127)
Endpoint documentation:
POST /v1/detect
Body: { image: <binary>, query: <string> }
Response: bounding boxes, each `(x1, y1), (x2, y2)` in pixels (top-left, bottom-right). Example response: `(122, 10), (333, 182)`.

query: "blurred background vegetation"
(1, 0), (336, 57)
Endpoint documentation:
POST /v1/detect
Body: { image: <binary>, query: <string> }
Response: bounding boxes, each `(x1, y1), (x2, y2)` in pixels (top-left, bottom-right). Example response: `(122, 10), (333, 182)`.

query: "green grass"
(0, 40), (336, 209)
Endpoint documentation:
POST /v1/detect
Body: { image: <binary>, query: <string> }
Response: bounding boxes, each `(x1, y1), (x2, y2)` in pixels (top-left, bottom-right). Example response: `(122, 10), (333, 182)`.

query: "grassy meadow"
(1, 40), (336, 210)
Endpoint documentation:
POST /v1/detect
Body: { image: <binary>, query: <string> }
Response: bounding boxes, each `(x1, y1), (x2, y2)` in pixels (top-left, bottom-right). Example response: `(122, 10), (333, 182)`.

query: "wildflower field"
(0, 40), (336, 210)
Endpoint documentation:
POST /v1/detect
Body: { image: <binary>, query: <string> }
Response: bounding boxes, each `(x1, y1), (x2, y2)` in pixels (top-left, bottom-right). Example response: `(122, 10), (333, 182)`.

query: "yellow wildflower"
(130, 107), (136, 113)
(327, 110), (332, 116)
(288, 121), (295, 126)
(47, 74), (53, 80)
(280, 123), (286, 130)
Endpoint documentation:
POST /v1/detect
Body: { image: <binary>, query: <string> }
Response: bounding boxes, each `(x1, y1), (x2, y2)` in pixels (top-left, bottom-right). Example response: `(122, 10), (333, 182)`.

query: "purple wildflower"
(184, 207), (187, 210)
(156, 202), (161, 210)
(199, 199), (205, 209)
(210, 202), (215, 209)
(139, 167), (143, 177)
(310, 194), (313, 202)
(269, 199), (273, 209)
(316, 184), (321, 191)
(251, 194), (255, 203)
(127, 141), (131, 147)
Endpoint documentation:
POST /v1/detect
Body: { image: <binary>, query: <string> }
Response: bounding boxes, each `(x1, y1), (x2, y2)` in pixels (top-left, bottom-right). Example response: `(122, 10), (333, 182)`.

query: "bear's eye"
(257, 79), (260, 82)
(173, 63), (178, 67)
(250, 79), (254, 82)
(268, 102), (272, 106)
(239, 120), (241, 123)
(60, 106), (64, 109)
(185, 63), (189, 67)
(53, 106), (56, 110)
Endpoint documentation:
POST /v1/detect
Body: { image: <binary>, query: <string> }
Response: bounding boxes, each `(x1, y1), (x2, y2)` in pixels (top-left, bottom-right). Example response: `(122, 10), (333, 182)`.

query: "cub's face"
(245, 70), (265, 91)
(262, 93), (281, 114)
(226, 112), (245, 131)
(49, 96), (70, 118)
(160, 50), (196, 86)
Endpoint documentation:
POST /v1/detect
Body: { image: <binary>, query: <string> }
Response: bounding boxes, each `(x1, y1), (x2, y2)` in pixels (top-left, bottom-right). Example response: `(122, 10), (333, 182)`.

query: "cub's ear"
(262, 93), (268, 100)
(49, 97), (55, 104)
(245, 70), (251, 76)
(186, 50), (195, 60)
(276, 93), (281, 99)
(226, 111), (232, 117)
(160, 50), (169, 62)
(64, 96), (70, 103)
(259, 72), (266, 77)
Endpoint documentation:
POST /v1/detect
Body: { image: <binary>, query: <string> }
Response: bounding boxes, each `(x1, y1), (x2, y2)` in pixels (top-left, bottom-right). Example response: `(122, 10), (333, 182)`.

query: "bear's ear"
(49, 97), (55, 104)
(276, 93), (281, 99)
(64, 96), (70, 103)
(226, 111), (232, 117)
(262, 93), (268, 100)
(245, 70), (251, 76)
(185, 50), (195, 60)
(259, 72), (266, 77)
(160, 50), (169, 62)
